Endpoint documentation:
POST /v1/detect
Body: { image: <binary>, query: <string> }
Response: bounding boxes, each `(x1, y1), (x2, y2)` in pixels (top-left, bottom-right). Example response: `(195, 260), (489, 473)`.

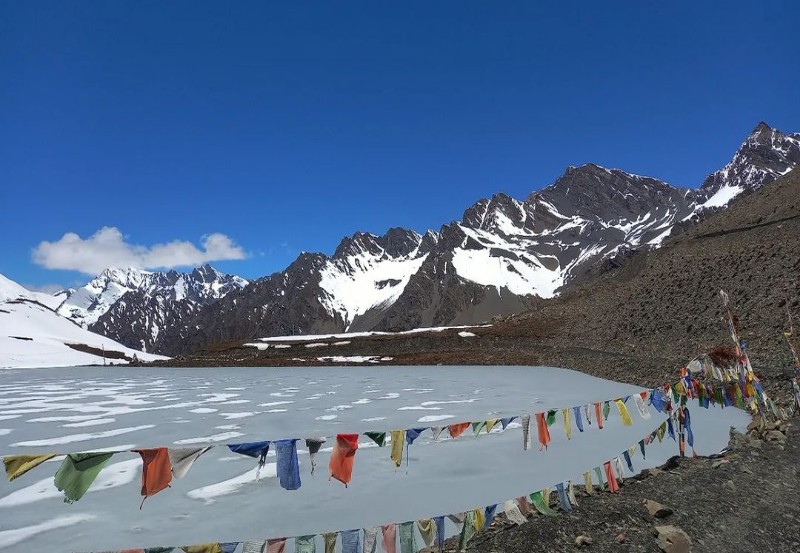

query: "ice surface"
(0, 365), (749, 551)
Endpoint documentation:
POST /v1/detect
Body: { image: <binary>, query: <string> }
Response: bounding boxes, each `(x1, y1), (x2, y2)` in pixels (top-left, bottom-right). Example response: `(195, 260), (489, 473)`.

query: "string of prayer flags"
(54, 452), (114, 503)
(305, 438), (326, 476)
(169, 447), (210, 479)
(573, 406), (584, 432)
(275, 439), (301, 491)
(322, 533), (337, 553)
(535, 412), (551, 450)
(3, 454), (55, 481)
(390, 430), (405, 468)
(562, 409), (572, 440)
(398, 521), (417, 553)
(134, 448), (173, 505)
(416, 519), (436, 548)
(603, 461), (620, 493)
(294, 535), (316, 553)
(448, 422), (470, 440)
(329, 434), (359, 487)
(340, 529), (360, 553)
(521, 415), (531, 451)
(364, 432), (386, 447)
(381, 525), (397, 553)
(614, 399), (633, 426)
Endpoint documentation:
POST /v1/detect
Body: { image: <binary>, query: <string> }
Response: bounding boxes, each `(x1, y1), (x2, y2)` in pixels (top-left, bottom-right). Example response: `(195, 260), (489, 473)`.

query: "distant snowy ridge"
(0, 274), (166, 369)
(62, 122), (799, 356)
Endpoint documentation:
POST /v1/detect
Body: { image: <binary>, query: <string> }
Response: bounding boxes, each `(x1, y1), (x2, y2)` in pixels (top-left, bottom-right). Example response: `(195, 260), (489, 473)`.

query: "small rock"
(724, 480), (736, 491)
(644, 499), (674, 518)
(711, 459), (729, 469)
(616, 533), (626, 543)
(575, 534), (593, 547)
(767, 430), (787, 442)
(655, 525), (692, 553)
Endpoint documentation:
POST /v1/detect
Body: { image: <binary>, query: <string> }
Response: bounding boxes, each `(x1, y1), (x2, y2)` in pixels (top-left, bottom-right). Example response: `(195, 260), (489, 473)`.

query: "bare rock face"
(59, 123), (799, 356)
(654, 525), (692, 553)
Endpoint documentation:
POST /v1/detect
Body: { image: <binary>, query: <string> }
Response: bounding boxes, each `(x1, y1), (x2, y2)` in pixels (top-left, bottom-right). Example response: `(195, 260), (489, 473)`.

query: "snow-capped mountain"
(71, 122), (799, 356)
(55, 264), (247, 352)
(0, 273), (166, 368)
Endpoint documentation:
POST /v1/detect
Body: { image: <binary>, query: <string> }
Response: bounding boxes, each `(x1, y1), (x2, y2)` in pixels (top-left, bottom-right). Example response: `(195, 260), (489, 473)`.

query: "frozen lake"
(0, 365), (749, 551)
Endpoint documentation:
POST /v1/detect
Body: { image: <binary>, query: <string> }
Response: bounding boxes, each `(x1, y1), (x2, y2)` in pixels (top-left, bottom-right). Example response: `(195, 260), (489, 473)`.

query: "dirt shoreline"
(432, 419), (799, 552)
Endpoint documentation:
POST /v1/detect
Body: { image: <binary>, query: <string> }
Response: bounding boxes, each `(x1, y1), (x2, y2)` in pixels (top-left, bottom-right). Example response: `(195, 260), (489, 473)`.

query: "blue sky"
(2, 1), (798, 290)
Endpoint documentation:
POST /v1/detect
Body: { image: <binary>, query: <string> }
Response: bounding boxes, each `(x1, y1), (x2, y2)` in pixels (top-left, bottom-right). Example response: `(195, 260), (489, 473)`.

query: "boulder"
(655, 525), (692, 553)
(644, 499), (674, 518)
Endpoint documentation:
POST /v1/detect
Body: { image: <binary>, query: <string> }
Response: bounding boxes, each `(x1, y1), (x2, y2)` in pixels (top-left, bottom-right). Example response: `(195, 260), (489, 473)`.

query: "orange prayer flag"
(603, 461), (619, 493)
(133, 448), (172, 500)
(594, 403), (604, 430)
(447, 422), (471, 439)
(535, 412), (550, 450)
(329, 433), (359, 486)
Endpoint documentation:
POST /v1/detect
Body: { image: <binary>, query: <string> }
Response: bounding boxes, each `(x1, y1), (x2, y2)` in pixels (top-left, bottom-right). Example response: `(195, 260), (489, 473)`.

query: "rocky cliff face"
(58, 123), (800, 356)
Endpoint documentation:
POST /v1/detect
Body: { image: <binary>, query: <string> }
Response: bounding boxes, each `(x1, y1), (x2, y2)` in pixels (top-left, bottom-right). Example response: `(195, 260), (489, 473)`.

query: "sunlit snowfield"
(0, 365), (749, 551)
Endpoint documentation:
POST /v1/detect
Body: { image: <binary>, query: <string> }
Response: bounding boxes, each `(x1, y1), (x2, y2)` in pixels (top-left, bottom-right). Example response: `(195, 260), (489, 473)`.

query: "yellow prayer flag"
(485, 418), (499, 434)
(182, 544), (222, 553)
(562, 408), (572, 440)
(390, 430), (405, 468)
(473, 507), (485, 532)
(583, 471), (593, 494)
(3, 454), (56, 481)
(614, 399), (633, 426)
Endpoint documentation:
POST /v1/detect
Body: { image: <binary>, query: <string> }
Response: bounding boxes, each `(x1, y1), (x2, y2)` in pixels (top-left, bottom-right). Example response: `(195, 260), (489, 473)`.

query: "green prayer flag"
(529, 490), (558, 516)
(593, 466), (605, 491)
(471, 421), (487, 436)
(458, 511), (476, 550)
(295, 535), (316, 553)
(54, 452), (113, 503)
(399, 521), (417, 553)
(546, 409), (557, 426)
(364, 432), (386, 447)
(602, 401), (611, 421)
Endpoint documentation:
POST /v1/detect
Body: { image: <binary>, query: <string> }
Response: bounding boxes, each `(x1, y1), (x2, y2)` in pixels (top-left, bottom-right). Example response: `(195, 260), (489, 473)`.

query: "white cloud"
(32, 227), (247, 275)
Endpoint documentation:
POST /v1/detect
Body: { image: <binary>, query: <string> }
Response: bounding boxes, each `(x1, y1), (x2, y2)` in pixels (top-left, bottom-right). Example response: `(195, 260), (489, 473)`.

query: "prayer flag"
(398, 522), (417, 553)
(517, 496), (532, 516)
(275, 439), (301, 491)
(381, 524), (397, 553)
(390, 430), (404, 468)
(595, 403), (604, 430)
(267, 538), (287, 553)
(364, 432), (386, 447)
(573, 406), (584, 432)
(583, 471), (593, 494)
(568, 481), (578, 506)
(363, 528), (379, 553)
(182, 544), (222, 553)
(472, 508), (485, 533)
(294, 536), (315, 553)
(634, 394), (651, 420)
(458, 511), (476, 551)
(221, 544), (238, 553)
(341, 530), (360, 553)
(603, 401), (611, 421)
(562, 408), (572, 440)
(500, 417), (516, 430)
(485, 418), (500, 434)
(604, 461), (620, 493)
(169, 447), (210, 479)
(502, 500), (527, 525)
(555, 482), (571, 512)
(448, 422), (470, 440)
(433, 516), (446, 551)
(484, 504), (497, 529)
(521, 415), (531, 451)
(54, 452), (113, 503)
(405, 428), (426, 445)
(3, 454), (55, 481)
(529, 490), (557, 516)
(329, 434), (359, 487)
(133, 448), (173, 501)
(416, 519), (436, 547)
(305, 438), (326, 476)
(546, 409), (557, 426)
(322, 533), (337, 553)
(535, 412), (551, 450)
(472, 421), (487, 436)
(593, 466), (605, 491)
(622, 450), (634, 472)
(243, 541), (267, 553)
(430, 427), (445, 441)
(614, 399), (633, 426)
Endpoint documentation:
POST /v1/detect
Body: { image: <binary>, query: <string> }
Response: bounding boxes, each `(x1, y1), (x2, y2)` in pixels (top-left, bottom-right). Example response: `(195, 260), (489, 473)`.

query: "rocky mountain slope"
(60, 122), (799, 356)
(0, 274), (165, 368)
(54, 264), (247, 352)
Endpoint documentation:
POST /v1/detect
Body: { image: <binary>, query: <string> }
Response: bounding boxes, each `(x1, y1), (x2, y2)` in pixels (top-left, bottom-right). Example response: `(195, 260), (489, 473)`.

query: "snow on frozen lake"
(0, 365), (749, 551)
